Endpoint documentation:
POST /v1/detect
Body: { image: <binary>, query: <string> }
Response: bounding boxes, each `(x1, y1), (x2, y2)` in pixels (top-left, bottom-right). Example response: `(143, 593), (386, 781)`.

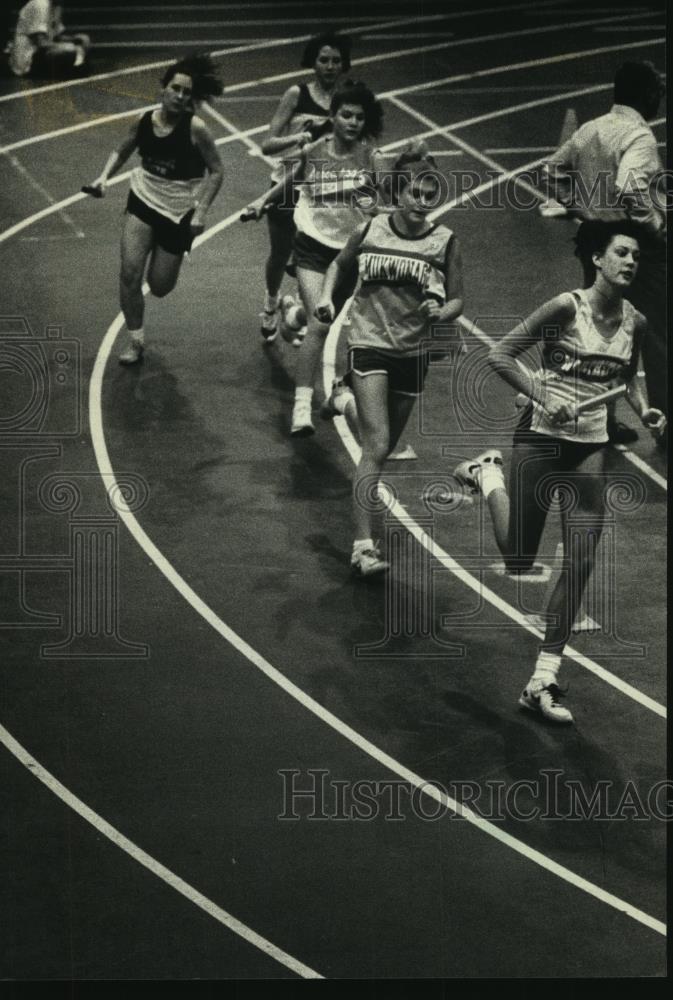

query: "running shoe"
(453, 449), (503, 494)
(118, 340), (144, 365)
(351, 545), (390, 577)
(320, 378), (354, 420)
(290, 398), (315, 437)
(291, 325), (307, 348)
(260, 307), (279, 343)
(519, 682), (573, 724)
(280, 294), (304, 343)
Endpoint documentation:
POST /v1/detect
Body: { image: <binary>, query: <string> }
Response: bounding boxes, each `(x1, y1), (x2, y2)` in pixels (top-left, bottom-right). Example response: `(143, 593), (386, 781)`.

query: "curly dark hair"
(161, 52), (223, 102)
(301, 31), (352, 71)
(330, 80), (384, 139)
(574, 219), (642, 285)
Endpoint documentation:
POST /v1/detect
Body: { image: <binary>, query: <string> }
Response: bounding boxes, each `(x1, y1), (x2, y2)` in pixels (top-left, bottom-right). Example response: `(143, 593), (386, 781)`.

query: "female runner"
(245, 79), (385, 435)
(314, 145), (464, 576)
(454, 220), (665, 723)
(84, 53), (224, 363)
(258, 31), (351, 342)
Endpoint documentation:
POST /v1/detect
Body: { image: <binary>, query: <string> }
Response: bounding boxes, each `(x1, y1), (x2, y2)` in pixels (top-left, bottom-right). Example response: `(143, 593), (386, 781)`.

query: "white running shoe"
(453, 449), (503, 494)
(291, 325), (307, 348)
(280, 294), (303, 343)
(351, 545), (390, 577)
(519, 682), (573, 724)
(118, 339), (144, 365)
(290, 398), (315, 437)
(320, 378), (354, 420)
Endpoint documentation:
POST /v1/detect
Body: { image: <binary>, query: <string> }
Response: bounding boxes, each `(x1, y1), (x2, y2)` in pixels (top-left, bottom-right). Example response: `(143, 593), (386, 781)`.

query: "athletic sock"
(286, 304), (303, 330)
(264, 292), (279, 312)
(530, 651), (562, 689)
(295, 386), (313, 405)
(128, 327), (144, 345)
(476, 462), (505, 499)
(353, 538), (374, 555)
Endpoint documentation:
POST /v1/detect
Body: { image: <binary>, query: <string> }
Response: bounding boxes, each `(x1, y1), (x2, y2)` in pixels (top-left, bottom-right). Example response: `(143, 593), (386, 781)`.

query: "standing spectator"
(543, 61), (666, 446)
(9, 1), (90, 78)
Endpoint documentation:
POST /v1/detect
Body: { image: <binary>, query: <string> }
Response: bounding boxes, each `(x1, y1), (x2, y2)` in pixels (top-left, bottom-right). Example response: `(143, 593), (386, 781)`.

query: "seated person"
(9, 0), (90, 78)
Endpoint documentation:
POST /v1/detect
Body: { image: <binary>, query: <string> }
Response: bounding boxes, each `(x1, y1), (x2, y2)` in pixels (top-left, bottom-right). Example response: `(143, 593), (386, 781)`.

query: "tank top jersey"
(269, 83), (331, 184)
(528, 289), (638, 443)
(130, 111), (207, 224)
(347, 214), (454, 355)
(293, 135), (379, 249)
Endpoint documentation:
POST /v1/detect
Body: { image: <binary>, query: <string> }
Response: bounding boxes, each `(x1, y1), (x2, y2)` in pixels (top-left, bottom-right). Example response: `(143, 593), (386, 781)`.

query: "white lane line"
(0, 6), (516, 101)
(91, 40), (276, 48)
(594, 25), (665, 31)
(75, 17), (398, 28)
(86, 231), (665, 940)
(203, 104), (275, 167)
(0, 9), (454, 104)
(384, 34), (664, 99)
(389, 95), (668, 494)
(2, 151), (85, 238)
(0, 721), (322, 979)
(82, 205), (666, 934)
(0, 28), (658, 156)
(0, 2), (648, 105)
(362, 32), (456, 39)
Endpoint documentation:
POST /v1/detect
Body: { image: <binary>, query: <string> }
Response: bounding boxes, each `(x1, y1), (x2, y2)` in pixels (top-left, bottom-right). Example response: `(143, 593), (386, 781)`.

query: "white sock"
(333, 387), (353, 414)
(530, 651), (562, 688)
(477, 463), (505, 499)
(286, 305), (303, 330)
(295, 386), (313, 405)
(264, 291), (278, 312)
(128, 327), (144, 345)
(353, 537), (374, 555)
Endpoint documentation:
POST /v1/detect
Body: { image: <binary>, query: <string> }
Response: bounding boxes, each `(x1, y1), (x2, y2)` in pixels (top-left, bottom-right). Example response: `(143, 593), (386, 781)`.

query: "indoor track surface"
(0, 0), (667, 982)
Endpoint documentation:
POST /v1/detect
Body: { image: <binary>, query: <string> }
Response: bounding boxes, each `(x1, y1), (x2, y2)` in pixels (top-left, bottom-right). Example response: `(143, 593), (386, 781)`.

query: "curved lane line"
(90, 211), (668, 947)
(0, 2), (561, 105)
(0, 721), (323, 979)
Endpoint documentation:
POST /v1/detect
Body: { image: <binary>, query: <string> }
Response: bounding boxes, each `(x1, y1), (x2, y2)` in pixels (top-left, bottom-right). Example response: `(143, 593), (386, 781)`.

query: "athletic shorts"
(346, 347), (430, 397)
(126, 190), (195, 255)
(294, 231), (358, 315)
(513, 401), (607, 460)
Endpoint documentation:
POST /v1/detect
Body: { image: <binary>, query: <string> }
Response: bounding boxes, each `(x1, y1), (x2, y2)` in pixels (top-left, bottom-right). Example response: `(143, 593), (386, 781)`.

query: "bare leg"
(147, 245), (184, 298)
(294, 267), (330, 390)
(120, 213), (154, 330)
(542, 446), (606, 654)
(351, 372), (391, 542)
(265, 213), (294, 298)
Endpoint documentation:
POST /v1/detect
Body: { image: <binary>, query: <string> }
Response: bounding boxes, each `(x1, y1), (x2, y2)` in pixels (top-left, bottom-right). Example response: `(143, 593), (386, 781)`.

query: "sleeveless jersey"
(529, 289), (638, 443)
(293, 136), (379, 249)
(269, 83), (331, 183)
(347, 214), (454, 355)
(130, 111), (207, 223)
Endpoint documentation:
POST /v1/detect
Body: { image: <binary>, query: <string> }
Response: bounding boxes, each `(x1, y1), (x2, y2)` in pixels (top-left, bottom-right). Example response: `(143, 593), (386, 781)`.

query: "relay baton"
(514, 383), (627, 413)
(240, 204), (269, 222)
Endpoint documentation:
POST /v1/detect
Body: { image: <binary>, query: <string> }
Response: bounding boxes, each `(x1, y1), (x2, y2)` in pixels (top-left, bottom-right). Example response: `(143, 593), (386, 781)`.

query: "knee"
(148, 275), (176, 298)
(120, 265), (143, 293)
(74, 34), (91, 50)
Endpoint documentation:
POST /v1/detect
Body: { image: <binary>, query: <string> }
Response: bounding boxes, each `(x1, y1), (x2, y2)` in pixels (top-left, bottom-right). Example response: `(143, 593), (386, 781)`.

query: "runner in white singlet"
(454, 220), (666, 724)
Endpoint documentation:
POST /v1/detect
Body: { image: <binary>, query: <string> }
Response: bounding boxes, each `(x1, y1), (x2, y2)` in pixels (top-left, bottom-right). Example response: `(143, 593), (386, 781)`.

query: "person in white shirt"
(542, 61), (667, 446)
(9, 0), (90, 78)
